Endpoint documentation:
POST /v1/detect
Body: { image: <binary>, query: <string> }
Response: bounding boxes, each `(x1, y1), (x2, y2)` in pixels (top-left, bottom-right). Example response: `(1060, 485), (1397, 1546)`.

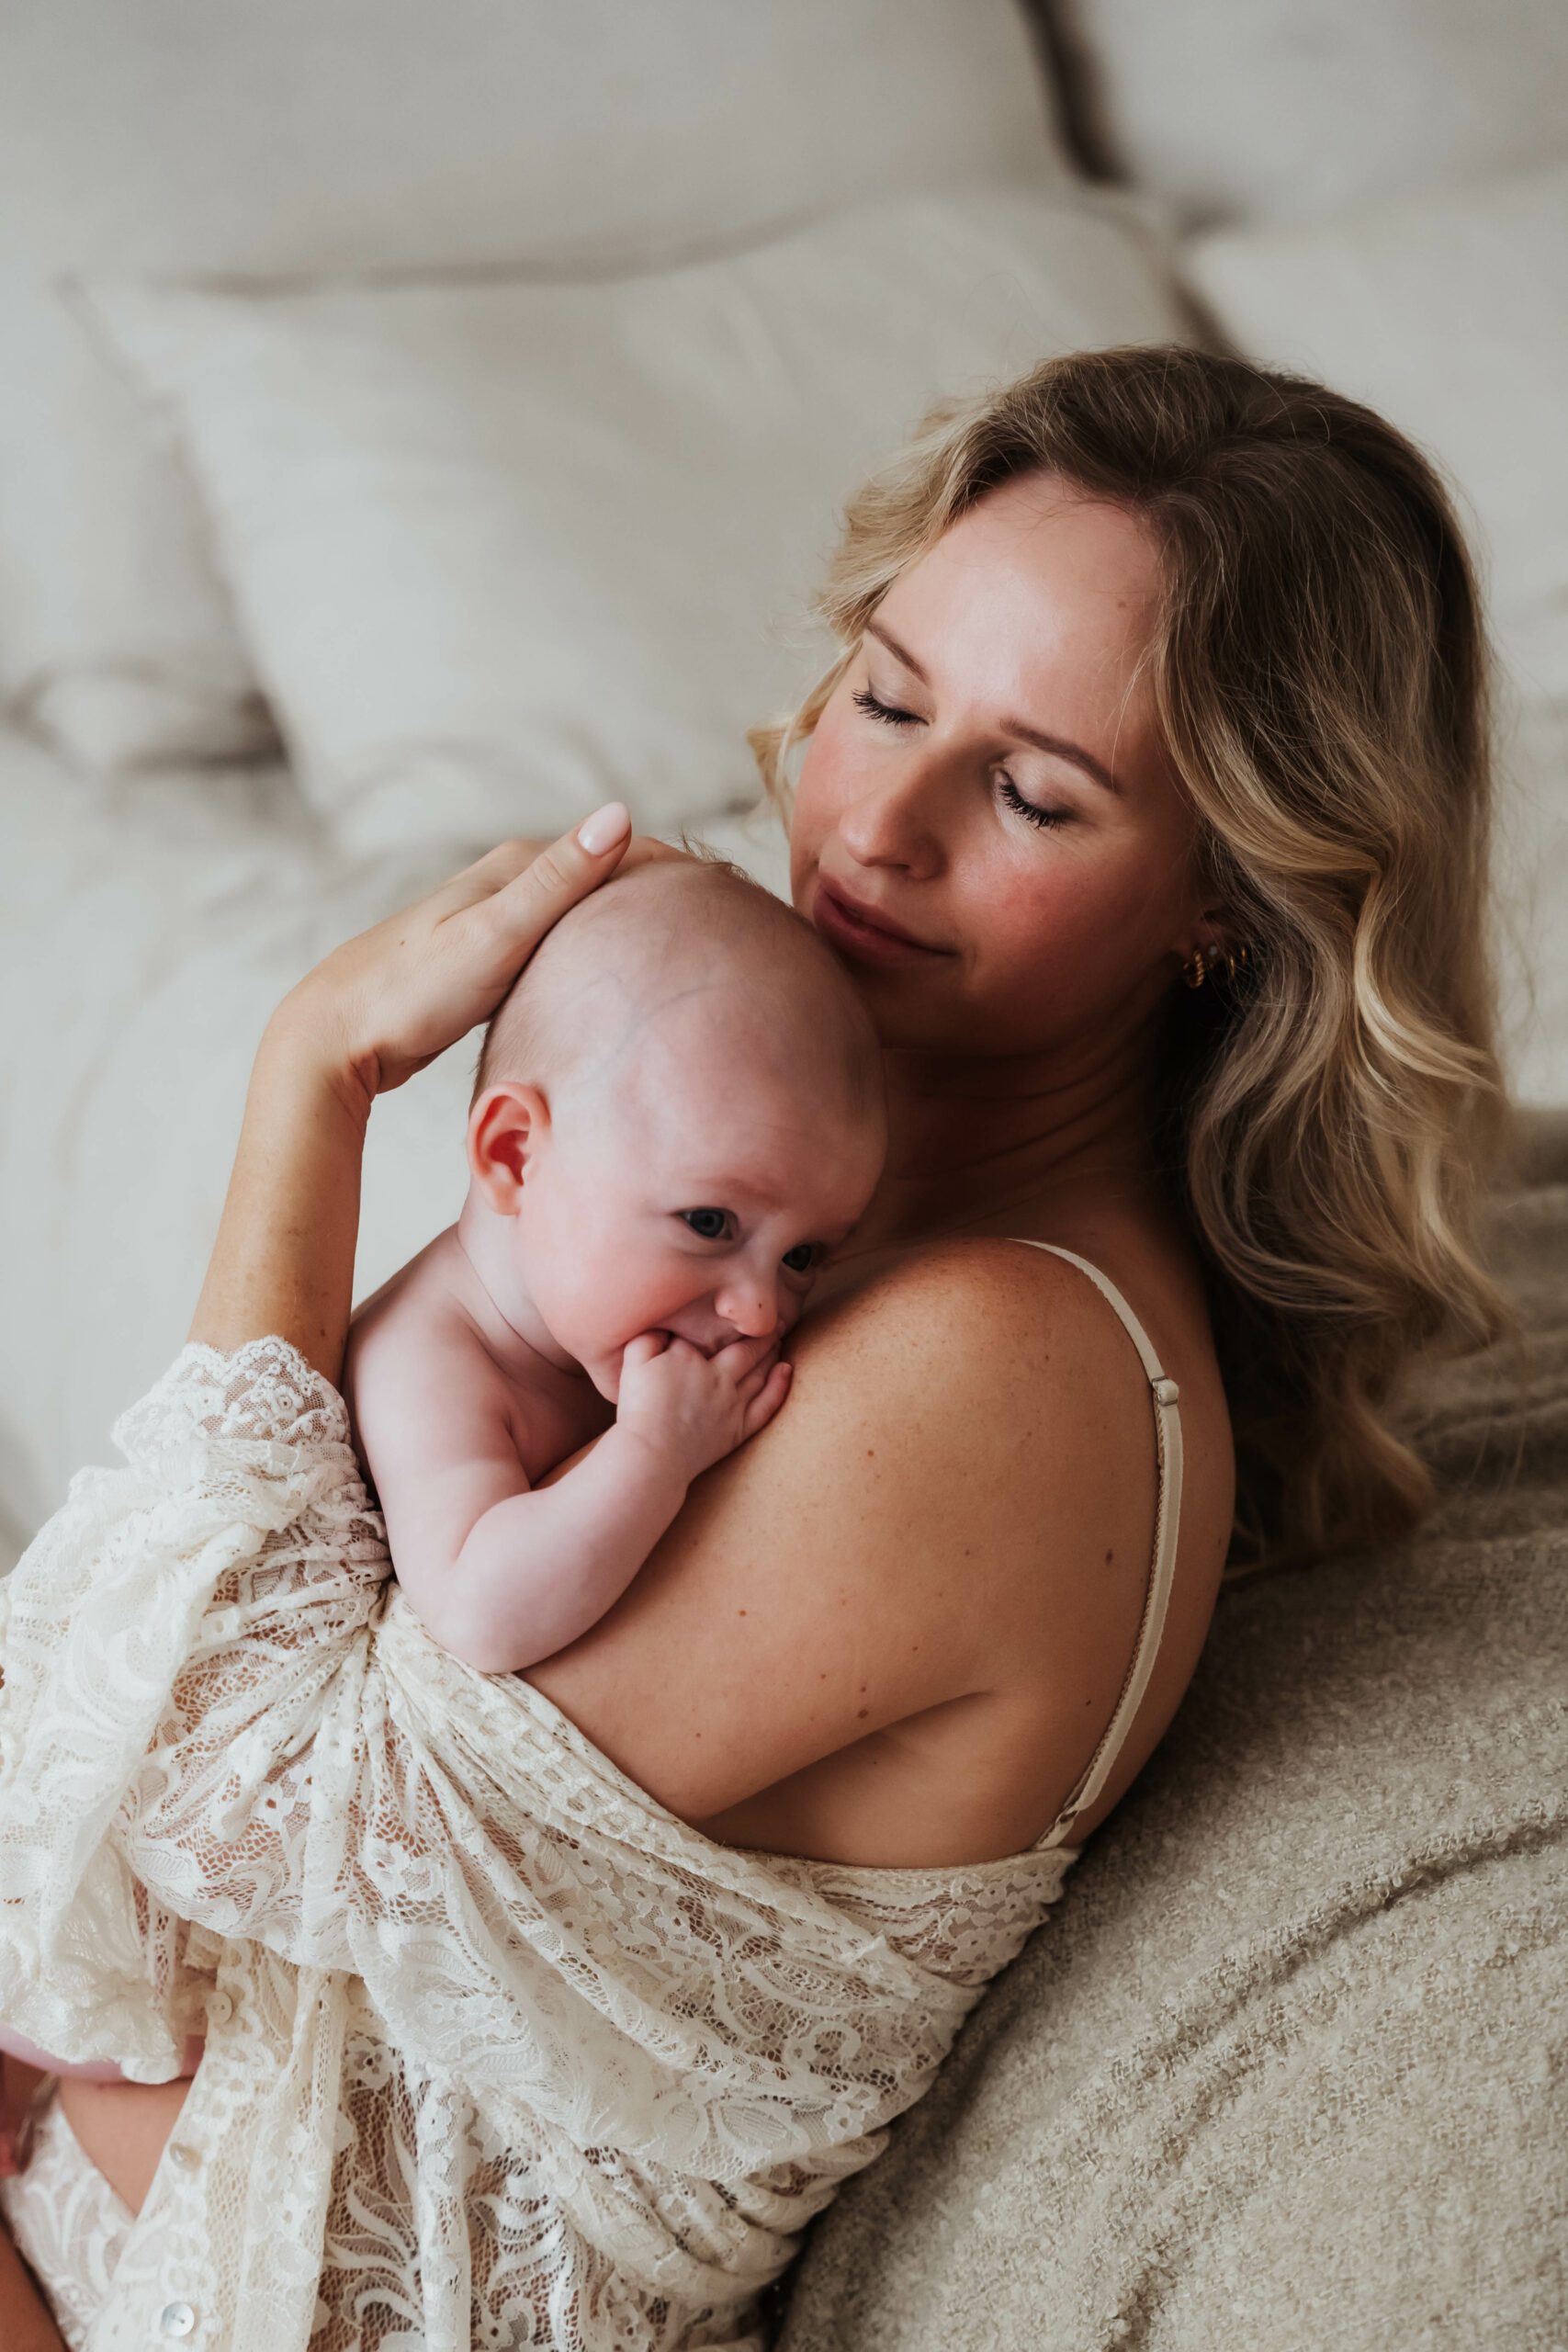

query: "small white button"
(1153, 1376), (1180, 1406)
(168, 2141), (199, 2171)
(160, 2302), (197, 2337)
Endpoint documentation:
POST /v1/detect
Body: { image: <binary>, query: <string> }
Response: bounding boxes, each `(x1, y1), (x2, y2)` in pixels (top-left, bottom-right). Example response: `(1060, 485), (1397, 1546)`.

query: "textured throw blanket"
(775, 1109), (1568, 2351)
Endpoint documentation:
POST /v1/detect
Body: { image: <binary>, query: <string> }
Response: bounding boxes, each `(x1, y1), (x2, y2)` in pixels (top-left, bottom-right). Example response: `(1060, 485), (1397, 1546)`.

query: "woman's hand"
(187, 807), (692, 1383)
(271, 808), (691, 1111)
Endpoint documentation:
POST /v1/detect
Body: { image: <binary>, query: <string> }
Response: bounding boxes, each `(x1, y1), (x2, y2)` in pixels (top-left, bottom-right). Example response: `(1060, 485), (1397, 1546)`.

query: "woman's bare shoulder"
(518, 1234), (1169, 1827)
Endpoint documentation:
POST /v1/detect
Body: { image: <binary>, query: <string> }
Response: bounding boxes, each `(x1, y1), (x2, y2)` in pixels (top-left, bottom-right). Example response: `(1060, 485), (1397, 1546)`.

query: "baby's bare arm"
(426, 1431), (694, 1672)
(347, 1309), (691, 1674)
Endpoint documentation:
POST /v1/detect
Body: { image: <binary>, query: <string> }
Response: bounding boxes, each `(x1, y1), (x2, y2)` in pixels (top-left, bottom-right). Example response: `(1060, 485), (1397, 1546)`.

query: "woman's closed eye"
(852, 685), (922, 730)
(851, 686), (1070, 831)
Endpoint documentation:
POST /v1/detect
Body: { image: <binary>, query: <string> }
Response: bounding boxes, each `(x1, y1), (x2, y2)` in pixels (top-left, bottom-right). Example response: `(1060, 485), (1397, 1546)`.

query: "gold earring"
(1184, 940), (1254, 989)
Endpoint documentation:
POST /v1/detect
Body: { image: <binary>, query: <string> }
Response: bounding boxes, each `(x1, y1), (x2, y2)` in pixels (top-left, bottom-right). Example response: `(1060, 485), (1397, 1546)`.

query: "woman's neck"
(844, 1027), (1168, 1261)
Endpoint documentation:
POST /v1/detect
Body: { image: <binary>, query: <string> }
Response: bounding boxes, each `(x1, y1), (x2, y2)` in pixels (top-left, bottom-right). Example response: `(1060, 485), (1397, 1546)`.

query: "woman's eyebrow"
(863, 618), (1123, 797)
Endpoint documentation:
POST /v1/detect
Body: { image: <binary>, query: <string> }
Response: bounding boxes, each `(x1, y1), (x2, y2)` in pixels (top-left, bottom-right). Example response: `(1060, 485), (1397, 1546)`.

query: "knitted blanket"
(775, 1111), (1568, 2351)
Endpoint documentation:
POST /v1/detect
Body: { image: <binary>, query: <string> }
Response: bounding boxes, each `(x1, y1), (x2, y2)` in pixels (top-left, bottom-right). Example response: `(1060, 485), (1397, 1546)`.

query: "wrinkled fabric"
(0, 1337), (1079, 2352)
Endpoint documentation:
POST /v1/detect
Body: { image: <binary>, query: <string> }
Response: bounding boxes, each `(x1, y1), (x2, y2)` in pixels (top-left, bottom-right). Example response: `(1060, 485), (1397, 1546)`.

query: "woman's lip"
(815, 884), (949, 964)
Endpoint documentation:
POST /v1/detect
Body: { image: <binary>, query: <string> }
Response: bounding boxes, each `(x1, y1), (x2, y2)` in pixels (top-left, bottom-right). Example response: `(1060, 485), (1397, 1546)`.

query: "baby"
(343, 850), (887, 1671)
(0, 851), (887, 2158)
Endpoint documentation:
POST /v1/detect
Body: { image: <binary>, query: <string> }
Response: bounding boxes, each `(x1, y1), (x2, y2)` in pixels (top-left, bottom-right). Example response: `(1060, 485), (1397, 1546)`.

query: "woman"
(0, 345), (1513, 2349)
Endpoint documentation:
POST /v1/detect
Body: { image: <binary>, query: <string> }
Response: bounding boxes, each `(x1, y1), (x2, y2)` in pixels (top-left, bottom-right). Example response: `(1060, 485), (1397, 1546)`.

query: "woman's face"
(791, 471), (1210, 1061)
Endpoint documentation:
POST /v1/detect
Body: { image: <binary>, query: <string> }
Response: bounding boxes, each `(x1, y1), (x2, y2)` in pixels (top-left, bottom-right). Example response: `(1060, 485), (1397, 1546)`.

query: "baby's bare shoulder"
(344, 1242), (513, 1432)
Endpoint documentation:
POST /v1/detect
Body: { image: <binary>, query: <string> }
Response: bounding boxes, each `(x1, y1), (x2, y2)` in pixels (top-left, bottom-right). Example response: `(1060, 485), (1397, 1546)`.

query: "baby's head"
(465, 852), (886, 1396)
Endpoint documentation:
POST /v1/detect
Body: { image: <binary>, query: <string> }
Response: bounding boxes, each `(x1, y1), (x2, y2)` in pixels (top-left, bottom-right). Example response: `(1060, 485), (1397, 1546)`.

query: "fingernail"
(576, 801), (630, 854)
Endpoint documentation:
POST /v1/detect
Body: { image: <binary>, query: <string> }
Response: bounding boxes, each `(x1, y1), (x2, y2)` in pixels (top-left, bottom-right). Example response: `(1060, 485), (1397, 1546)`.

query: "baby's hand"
(615, 1330), (793, 1487)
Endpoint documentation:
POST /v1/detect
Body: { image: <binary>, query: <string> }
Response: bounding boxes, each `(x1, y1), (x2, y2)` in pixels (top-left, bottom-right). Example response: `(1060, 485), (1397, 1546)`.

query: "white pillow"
(0, 0), (1070, 775)
(1183, 160), (1568, 1109)
(1183, 161), (1568, 702)
(1493, 692), (1568, 1109)
(1052, 0), (1568, 228)
(85, 186), (1188, 854)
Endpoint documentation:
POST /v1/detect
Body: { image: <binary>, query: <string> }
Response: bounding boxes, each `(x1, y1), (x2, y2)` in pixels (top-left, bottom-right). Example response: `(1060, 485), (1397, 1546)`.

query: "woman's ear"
(467, 1082), (549, 1213)
(1175, 893), (1245, 967)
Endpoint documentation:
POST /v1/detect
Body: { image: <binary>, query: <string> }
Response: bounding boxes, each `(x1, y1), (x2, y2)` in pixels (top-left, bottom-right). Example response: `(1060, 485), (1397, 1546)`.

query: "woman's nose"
(838, 757), (948, 870)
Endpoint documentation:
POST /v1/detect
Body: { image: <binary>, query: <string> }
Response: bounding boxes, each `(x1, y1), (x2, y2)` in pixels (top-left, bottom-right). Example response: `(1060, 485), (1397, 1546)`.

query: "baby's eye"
(680, 1208), (731, 1241)
(782, 1242), (822, 1275)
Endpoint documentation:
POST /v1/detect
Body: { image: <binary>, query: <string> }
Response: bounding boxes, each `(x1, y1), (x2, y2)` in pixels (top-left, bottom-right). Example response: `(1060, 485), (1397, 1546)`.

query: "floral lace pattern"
(0, 1338), (1078, 2351)
(0, 2084), (135, 2349)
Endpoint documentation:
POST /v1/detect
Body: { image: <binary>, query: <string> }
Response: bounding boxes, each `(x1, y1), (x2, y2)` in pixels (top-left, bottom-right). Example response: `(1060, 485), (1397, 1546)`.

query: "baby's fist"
(616, 1329), (793, 1485)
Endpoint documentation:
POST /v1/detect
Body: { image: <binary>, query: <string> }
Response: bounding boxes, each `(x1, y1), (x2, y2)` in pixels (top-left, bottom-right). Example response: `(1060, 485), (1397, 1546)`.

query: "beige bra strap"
(1004, 1240), (1186, 1851)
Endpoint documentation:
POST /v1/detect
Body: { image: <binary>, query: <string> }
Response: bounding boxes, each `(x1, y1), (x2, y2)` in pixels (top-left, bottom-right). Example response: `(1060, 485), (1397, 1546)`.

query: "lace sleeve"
(1, 1336), (1000, 2187)
(0, 1337), (390, 2080)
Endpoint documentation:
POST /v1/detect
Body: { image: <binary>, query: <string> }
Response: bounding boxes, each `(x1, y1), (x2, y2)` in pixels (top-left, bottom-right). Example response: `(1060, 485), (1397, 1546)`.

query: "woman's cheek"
(789, 710), (858, 844)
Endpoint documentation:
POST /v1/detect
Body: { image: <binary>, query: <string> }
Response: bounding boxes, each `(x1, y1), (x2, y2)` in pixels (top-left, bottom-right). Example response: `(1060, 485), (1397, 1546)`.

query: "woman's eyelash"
(995, 775), (1066, 831)
(851, 687), (1067, 831)
(852, 685), (917, 728)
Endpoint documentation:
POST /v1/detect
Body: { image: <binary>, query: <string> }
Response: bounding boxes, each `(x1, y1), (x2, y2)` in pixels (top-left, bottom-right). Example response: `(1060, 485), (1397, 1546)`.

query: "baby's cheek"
(778, 1295), (807, 1336)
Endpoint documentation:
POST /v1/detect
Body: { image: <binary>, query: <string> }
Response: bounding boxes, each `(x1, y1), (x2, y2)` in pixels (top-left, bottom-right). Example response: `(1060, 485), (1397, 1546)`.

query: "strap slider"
(1152, 1376), (1180, 1407)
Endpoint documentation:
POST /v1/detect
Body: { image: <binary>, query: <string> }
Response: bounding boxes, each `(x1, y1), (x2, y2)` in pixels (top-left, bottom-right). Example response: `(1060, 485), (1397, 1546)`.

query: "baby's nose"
(716, 1278), (780, 1339)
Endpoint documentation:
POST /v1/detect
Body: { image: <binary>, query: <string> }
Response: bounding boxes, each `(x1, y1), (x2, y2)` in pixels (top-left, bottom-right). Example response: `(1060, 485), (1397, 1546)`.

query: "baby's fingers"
(734, 1342), (784, 1397)
(740, 1361), (794, 1440)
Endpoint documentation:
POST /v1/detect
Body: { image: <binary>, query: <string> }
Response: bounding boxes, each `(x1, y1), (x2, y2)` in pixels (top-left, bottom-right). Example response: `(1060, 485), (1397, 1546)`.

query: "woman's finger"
(468, 805), (632, 936)
(444, 808), (629, 907)
(427, 839), (547, 917)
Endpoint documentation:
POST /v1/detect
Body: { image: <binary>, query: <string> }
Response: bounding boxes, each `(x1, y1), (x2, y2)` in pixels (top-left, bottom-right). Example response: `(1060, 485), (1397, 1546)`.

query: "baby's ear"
(466, 1081), (547, 1208)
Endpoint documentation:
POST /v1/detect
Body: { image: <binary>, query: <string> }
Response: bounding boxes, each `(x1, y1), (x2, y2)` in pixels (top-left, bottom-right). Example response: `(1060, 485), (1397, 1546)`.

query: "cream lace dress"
(0, 1244), (1183, 2352)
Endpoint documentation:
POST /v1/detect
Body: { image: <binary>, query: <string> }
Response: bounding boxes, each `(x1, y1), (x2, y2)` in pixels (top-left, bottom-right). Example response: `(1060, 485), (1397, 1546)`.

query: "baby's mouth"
(652, 1325), (727, 1359)
(663, 1329), (713, 1357)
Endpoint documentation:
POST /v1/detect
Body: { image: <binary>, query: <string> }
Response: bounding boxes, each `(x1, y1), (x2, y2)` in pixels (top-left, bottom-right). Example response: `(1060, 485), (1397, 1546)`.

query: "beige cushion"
(774, 1113), (1568, 2348)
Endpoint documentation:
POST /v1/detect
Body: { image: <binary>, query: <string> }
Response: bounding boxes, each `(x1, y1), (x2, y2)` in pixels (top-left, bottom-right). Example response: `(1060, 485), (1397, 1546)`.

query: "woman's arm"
(0, 2052), (67, 2349)
(0, 2219), (67, 2352)
(186, 1024), (371, 1383)
(186, 811), (692, 1381)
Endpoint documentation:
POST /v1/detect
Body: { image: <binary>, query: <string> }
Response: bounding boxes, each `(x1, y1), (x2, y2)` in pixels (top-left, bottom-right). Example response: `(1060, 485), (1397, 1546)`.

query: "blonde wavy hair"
(748, 344), (1520, 1575)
